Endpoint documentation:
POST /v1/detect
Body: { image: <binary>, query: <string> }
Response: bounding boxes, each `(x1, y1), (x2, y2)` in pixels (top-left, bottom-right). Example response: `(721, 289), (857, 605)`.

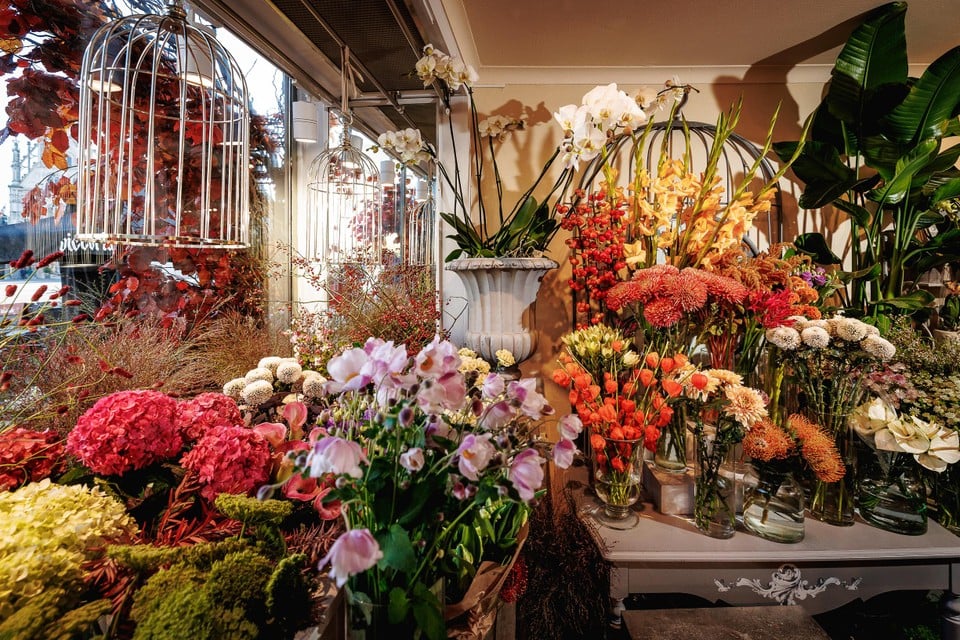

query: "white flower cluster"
(376, 128), (431, 166)
(553, 83), (647, 170)
(477, 115), (525, 140)
(764, 315), (895, 361)
(415, 44), (478, 92)
(851, 397), (960, 472)
(222, 355), (327, 407)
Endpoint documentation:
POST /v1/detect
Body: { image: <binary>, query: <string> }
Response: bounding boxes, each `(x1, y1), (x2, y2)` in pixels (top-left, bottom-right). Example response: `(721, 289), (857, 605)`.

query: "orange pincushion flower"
(788, 414), (845, 483)
(742, 418), (795, 462)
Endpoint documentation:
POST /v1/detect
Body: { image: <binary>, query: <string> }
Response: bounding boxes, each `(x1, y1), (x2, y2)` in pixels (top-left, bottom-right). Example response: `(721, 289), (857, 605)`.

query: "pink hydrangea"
(181, 424), (272, 501)
(176, 392), (243, 442)
(0, 428), (66, 490)
(67, 390), (182, 476)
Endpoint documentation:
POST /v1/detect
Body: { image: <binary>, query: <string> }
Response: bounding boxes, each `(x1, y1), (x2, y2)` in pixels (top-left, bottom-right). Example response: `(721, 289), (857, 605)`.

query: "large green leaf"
(825, 2), (908, 127)
(832, 198), (874, 227)
(933, 176), (960, 203)
(376, 524), (416, 575)
(884, 46), (960, 145)
(773, 140), (858, 209)
(872, 289), (935, 310)
(794, 232), (842, 265)
(868, 139), (938, 204)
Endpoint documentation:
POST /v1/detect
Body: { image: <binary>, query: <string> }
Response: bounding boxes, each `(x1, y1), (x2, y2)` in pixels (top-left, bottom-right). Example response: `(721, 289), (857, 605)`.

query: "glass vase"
(654, 409), (687, 473)
(693, 422), (737, 539)
(807, 409), (856, 526)
(933, 464), (960, 536)
(593, 434), (643, 530)
(742, 461), (805, 543)
(857, 445), (927, 535)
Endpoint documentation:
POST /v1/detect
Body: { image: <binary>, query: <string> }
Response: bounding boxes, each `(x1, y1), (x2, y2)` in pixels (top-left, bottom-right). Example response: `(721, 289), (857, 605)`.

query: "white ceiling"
(438, 0), (960, 84)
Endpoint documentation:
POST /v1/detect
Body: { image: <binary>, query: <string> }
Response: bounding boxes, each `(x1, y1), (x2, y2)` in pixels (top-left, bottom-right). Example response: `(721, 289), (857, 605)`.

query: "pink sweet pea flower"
(457, 433), (495, 481)
(557, 414), (584, 441)
(508, 379), (554, 419)
(400, 447), (425, 472)
(552, 438), (578, 469)
(310, 437), (367, 478)
(509, 448), (545, 501)
(481, 373), (504, 399)
(319, 528), (384, 587)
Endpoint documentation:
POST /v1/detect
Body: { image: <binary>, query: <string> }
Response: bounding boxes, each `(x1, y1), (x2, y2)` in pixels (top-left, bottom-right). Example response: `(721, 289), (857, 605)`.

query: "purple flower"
(456, 433), (495, 480)
(552, 438), (578, 469)
(557, 414), (583, 441)
(319, 528), (384, 587)
(509, 448), (545, 501)
(507, 378), (554, 419)
(309, 436), (367, 478)
(452, 481), (477, 501)
(482, 373), (505, 399)
(415, 336), (462, 380)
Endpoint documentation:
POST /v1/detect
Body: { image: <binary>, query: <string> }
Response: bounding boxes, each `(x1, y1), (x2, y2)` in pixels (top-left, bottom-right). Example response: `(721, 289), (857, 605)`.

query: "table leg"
(609, 567), (628, 629)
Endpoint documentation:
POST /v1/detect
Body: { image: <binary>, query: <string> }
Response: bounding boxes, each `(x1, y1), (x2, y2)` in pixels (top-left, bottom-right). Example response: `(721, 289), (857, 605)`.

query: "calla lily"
(253, 422), (286, 448)
(283, 401), (308, 440)
(850, 397), (897, 437)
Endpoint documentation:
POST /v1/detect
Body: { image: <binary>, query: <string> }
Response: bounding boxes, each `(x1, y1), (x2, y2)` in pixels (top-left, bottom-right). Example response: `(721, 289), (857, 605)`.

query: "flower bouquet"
(851, 397), (960, 535)
(766, 315), (896, 525)
(277, 336), (578, 639)
(741, 414), (844, 542)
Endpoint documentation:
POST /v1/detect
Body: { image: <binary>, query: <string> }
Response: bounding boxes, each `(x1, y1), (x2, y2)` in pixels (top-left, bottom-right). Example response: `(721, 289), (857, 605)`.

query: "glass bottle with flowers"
(683, 369), (769, 539)
(765, 315), (897, 525)
(553, 324), (690, 528)
(850, 397), (960, 535)
(275, 336), (579, 640)
(741, 414), (845, 543)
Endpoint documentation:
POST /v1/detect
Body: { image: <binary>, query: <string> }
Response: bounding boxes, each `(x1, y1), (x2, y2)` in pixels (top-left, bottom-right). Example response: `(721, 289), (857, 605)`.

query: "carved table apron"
(564, 466), (960, 639)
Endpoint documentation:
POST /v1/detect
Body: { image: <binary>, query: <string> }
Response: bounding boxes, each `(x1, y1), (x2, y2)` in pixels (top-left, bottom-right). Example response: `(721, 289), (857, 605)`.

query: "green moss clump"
(215, 494), (292, 527)
(109, 538), (249, 574)
(265, 553), (311, 631)
(49, 599), (113, 640)
(129, 565), (206, 625)
(205, 551), (273, 617)
(0, 587), (69, 639)
(131, 584), (257, 640)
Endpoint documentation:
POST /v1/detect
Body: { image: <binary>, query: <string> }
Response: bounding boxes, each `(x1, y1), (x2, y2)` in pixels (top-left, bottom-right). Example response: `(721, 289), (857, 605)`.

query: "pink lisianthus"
(0, 428), (66, 491)
(310, 436), (367, 479)
(552, 438), (578, 469)
(176, 392), (243, 442)
(457, 433), (495, 481)
(67, 390), (182, 476)
(508, 379), (554, 419)
(320, 528), (384, 587)
(180, 425), (272, 501)
(509, 448), (545, 501)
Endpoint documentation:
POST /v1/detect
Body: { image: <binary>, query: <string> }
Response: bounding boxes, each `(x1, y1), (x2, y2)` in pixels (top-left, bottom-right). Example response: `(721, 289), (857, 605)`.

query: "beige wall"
(460, 77), (841, 412)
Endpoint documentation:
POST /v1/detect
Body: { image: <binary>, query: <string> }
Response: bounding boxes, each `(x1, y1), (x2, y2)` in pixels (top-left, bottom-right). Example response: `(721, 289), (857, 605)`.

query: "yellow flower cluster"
(628, 159), (774, 270)
(0, 479), (138, 618)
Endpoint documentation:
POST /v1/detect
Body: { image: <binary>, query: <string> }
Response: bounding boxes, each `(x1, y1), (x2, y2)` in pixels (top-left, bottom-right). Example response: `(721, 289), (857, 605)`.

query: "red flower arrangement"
(0, 428), (66, 490)
(176, 392), (243, 442)
(67, 390), (182, 475)
(180, 424), (272, 501)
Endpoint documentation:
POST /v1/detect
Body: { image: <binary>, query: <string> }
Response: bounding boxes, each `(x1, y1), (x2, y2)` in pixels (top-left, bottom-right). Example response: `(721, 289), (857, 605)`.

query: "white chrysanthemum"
(276, 361), (303, 384)
(222, 377), (247, 400)
(863, 323), (881, 337)
(786, 315), (810, 331)
(241, 379), (275, 406)
(800, 326), (831, 349)
(766, 326), (801, 350)
(807, 319), (830, 332)
(861, 334), (896, 361)
(301, 373), (327, 398)
(835, 317), (870, 342)
(245, 367), (274, 383)
(257, 356), (283, 373)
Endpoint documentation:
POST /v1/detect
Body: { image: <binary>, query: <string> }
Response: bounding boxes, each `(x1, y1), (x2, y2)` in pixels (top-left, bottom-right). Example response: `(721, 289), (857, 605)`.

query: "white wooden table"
(562, 465), (960, 639)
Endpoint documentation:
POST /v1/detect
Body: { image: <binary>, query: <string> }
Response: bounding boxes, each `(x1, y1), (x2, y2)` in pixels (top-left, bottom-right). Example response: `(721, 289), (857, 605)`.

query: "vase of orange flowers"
(591, 431), (644, 529)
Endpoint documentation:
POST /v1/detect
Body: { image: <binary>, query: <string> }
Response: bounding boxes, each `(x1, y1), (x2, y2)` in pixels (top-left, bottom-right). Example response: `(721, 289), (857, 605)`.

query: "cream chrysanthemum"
(245, 367), (274, 383)
(257, 356), (283, 373)
(301, 373), (327, 398)
(241, 380), (275, 406)
(222, 378), (247, 400)
(276, 361), (303, 384)
(705, 368), (742, 387)
(835, 318), (869, 342)
(723, 384), (768, 428)
(786, 315), (810, 330)
(861, 334), (896, 361)
(800, 326), (831, 349)
(766, 326), (801, 350)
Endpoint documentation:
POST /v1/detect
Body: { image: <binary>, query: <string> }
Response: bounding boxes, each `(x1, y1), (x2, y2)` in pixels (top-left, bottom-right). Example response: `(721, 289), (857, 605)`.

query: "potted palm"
(773, 1), (960, 331)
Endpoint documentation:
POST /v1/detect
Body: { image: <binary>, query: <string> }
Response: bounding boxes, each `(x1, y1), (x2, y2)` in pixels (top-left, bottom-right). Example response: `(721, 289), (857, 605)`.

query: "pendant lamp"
(306, 47), (382, 266)
(76, 0), (250, 248)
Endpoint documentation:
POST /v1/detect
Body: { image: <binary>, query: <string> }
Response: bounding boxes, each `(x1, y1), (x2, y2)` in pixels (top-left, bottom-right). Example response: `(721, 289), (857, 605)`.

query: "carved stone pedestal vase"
(446, 257), (557, 365)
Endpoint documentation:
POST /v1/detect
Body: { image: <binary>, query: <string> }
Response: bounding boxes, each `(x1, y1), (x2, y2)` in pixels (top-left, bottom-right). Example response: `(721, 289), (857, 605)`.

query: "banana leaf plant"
(774, 1), (960, 327)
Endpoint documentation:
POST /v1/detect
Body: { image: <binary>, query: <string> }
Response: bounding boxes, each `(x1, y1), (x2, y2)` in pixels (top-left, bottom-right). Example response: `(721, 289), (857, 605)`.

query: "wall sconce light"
(292, 100), (320, 144)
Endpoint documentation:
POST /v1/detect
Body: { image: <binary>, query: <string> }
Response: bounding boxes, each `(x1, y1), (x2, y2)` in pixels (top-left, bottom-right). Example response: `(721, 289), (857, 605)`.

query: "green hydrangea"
(0, 479), (138, 620)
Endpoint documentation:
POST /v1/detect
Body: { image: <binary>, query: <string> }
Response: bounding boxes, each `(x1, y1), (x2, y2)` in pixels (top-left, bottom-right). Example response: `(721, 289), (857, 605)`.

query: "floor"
(606, 590), (942, 640)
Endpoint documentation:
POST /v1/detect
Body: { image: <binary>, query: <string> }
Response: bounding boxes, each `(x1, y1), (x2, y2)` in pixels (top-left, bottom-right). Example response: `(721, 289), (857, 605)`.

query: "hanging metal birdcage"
(306, 47), (381, 266)
(76, 0), (250, 248)
(403, 179), (436, 267)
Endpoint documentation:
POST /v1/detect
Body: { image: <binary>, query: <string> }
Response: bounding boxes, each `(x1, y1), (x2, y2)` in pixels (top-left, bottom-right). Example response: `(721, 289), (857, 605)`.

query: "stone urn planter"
(446, 257), (557, 365)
